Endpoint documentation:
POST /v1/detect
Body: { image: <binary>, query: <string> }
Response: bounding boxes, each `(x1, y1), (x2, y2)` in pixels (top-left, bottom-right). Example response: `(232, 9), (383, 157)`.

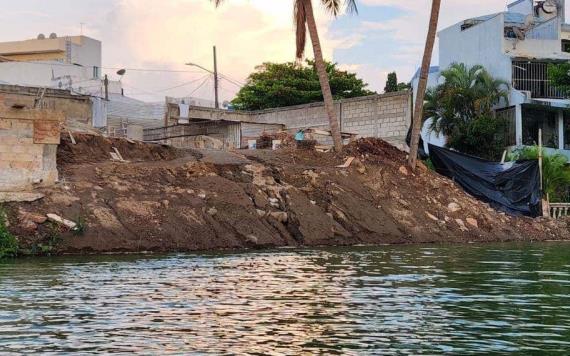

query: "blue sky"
(0, 0), (537, 102)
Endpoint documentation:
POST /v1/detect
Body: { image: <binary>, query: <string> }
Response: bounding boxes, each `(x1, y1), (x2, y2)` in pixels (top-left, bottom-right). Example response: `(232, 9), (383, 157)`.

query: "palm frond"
(321, 0), (341, 16)
(294, 0), (307, 60)
(345, 0), (358, 14)
(211, 0), (225, 6)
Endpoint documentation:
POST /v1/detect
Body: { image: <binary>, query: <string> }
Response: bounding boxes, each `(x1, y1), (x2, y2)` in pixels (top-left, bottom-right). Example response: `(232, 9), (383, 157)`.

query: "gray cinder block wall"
(251, 91), (412, 149)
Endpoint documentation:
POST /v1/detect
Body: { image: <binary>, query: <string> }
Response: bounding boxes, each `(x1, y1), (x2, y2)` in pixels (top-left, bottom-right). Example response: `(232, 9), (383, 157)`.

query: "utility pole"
(104, 74), (109, 101)
(213, 46), (219, 109)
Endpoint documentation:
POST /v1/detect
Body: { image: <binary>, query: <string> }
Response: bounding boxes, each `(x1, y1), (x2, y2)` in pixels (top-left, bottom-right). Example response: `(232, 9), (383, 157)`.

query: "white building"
(417, 0), (570, 158)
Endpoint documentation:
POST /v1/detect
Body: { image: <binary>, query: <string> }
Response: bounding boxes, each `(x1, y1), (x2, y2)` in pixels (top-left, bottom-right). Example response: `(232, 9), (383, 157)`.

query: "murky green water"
(1, 243), (569, 354)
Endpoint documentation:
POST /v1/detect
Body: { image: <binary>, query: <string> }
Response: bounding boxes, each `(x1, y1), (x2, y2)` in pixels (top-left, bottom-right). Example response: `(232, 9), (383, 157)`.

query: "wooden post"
(539, 128), (543, 192)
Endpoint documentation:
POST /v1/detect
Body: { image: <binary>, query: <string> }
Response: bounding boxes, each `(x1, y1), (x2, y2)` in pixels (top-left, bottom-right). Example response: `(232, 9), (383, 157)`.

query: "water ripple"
(0, 243), (569, 354)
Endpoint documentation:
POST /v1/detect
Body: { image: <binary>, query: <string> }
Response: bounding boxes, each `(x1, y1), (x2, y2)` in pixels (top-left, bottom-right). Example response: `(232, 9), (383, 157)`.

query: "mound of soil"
(6, 136), (570, 255)
(58, 132), (181, 166)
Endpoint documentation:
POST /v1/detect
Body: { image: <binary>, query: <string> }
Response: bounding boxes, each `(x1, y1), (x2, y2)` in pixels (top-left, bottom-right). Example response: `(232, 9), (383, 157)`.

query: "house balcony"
(512, 61), (569, 99)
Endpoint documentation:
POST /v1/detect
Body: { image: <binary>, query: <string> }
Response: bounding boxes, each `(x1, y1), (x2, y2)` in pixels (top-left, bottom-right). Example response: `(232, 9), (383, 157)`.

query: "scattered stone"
(18, 210), (47, 224)
(398, 166), (409, 176)
(466, 217), (479, 228)
(245, 234), (258, 244)
(426, 212), (439, 221)
(187, 189), (195, 194)
(269, 211), (288, 223)
(198, 193), (207, 199)
(455, 219), (469, 232)
(268, 198), (280, 208)
(448, 202), (462, 213)
(47, 213), (77, 230)
(161, 200), (170, 208)
(207, 207), (218, 216)
(310, 200), (317, 205)
(353, 159), (366, 174)
(0, 192), (44, 203)
(256, 209), (265, 217)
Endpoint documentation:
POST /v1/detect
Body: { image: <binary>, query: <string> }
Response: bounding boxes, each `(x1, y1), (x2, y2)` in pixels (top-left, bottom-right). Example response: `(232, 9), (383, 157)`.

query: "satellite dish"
(116, 69), (126, 76)
(37, 33), (46, 40)
(49, 33), (57, 39)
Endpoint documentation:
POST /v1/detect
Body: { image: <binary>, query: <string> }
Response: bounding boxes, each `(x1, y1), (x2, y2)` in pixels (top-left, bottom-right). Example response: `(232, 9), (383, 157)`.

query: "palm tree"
(212, 0), (357, 151)
(408, 0), (441, 169)
(426, 63), (509, 136)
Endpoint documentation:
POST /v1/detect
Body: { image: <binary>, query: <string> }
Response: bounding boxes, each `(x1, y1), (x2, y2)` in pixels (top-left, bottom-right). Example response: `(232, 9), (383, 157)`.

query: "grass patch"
(0, 207), (18, 259)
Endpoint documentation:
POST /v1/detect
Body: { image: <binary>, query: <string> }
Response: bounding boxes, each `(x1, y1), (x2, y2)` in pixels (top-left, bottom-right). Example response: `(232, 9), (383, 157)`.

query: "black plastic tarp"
(428, 144), (541, 217)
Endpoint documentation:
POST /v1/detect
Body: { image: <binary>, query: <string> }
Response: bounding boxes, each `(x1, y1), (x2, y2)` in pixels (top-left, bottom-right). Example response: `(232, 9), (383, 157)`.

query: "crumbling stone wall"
(0, 85), (92, 129)
(0, 107), (63, 192)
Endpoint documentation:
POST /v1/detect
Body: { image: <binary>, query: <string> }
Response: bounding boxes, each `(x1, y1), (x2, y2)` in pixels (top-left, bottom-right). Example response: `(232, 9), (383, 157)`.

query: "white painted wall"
(439, 14), (512, 84)
(507, 0), (533, 16)
(70, 36), (102, 69)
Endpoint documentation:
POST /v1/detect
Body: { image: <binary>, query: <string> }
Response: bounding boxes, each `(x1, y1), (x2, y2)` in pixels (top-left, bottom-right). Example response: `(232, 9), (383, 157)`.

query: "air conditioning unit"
(519, 90), (532, 100)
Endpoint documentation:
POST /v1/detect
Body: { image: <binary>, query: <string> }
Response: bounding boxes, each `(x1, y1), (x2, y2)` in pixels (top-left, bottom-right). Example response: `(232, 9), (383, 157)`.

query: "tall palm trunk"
(408, 0), (441, 169)
(303, 0), (343, 151)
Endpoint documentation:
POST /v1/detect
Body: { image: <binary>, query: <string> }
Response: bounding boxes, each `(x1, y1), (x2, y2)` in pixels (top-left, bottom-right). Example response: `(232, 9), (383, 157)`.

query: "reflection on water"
(0, 243), (569, 354)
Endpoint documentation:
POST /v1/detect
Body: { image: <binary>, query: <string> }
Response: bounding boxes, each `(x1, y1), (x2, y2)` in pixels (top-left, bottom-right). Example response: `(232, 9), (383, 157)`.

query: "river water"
(1, 242), (569, 354)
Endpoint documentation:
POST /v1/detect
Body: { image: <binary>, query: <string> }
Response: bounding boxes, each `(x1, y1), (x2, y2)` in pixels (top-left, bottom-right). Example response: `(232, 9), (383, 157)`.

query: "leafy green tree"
(509, 146), (570, 202)
(231, 60), (374, 110)
(384, 72), (398, 92)
(424, 63), (510, 160)
(384, 72), (410, 93)
(548, 62), (570, 95)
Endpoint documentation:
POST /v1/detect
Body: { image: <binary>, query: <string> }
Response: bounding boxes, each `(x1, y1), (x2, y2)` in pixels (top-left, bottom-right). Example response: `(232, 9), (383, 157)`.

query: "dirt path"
(6, 134), (570, 255)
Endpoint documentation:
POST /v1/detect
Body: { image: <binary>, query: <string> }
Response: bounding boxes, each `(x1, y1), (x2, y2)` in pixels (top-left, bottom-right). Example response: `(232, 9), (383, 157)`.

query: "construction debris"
(336, 157), (356, 168)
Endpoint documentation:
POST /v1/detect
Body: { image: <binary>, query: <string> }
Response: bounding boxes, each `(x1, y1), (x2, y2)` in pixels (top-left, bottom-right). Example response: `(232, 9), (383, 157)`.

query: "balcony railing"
(512, 61), (568, 99)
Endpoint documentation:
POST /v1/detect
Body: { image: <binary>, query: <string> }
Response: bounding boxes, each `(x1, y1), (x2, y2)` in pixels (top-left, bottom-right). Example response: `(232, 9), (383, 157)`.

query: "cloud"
(93, 0), (358, 102)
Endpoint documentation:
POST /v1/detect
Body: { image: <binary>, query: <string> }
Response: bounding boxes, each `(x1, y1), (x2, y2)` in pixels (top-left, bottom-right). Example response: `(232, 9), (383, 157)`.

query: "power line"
(188, 76), (211, 96)
(156, 74), (211, 93)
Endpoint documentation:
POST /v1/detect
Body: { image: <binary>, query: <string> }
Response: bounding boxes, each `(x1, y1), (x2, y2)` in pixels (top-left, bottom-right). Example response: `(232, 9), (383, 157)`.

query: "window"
(562, 40), (570, 53)
(496, 107), (517, 146)
(93, 66), (100, 79)
(522, 107), (558, 148)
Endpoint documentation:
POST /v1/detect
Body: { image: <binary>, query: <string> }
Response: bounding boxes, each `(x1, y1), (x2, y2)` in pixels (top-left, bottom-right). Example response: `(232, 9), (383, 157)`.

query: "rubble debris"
(336, 157), (355, 168)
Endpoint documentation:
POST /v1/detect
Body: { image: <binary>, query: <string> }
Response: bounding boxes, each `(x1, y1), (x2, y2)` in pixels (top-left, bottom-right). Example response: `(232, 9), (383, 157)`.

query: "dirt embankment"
(6, 133), (570, 254)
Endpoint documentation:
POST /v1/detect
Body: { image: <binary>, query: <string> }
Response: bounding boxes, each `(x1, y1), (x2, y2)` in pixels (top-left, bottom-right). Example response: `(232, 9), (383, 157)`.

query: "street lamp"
(185, 46), (219, 109)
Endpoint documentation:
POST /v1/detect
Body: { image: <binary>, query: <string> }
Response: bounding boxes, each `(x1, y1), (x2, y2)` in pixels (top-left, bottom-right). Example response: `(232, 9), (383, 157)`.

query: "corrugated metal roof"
(107, 94), (165, 129)
(470, 12), (530, 25)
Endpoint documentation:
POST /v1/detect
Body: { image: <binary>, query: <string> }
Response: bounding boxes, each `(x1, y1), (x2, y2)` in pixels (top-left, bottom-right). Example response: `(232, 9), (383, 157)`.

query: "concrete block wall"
(253, 91), (412, 149)
(0, 107), (63, 192)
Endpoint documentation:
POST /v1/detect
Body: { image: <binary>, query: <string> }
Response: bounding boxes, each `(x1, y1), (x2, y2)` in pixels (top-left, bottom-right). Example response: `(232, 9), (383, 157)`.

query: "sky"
(0, 0), (546, 103)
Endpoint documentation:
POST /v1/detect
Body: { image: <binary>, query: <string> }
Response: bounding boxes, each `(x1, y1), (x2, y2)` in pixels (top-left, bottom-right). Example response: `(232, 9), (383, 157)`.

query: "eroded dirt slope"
(6, 134), (570, 254)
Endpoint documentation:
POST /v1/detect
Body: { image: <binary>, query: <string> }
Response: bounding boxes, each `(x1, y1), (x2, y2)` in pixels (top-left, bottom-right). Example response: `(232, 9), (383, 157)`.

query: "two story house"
(419, 0), (570, 158)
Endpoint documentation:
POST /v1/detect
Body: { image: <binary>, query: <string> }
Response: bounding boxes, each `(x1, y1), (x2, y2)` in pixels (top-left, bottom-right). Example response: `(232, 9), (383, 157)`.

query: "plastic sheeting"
(428, 144), (541, 217)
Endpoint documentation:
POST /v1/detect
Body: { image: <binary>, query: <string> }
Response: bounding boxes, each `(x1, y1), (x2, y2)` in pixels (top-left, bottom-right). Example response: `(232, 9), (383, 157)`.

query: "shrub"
(509, 146), (570, 202)
(446, 115), (508, 161)
(0, 208), (18, 259)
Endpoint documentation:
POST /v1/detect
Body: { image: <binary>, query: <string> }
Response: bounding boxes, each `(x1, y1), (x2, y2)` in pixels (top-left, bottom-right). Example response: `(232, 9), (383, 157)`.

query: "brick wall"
(0, 107), (63, 192)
